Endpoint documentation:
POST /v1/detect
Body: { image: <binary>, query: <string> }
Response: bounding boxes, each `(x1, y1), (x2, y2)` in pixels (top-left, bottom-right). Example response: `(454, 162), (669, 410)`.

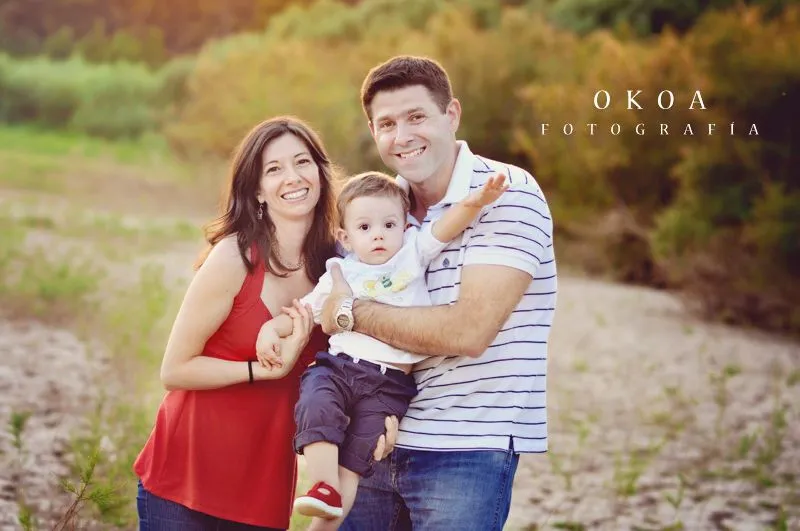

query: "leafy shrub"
(545, 0), (793, 36)
(0, 54), (190, 139)
(0, 55), (82, 126)
(652, 6), (800, 334)
(68, 61), (161, 139)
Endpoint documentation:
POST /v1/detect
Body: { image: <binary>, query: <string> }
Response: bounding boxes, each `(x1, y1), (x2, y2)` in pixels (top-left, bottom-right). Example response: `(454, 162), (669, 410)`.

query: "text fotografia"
(539, 90), (759, 136)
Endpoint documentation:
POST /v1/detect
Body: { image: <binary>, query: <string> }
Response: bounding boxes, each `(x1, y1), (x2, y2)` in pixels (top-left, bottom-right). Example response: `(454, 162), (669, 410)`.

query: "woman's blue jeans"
(137, 481), (283, 531)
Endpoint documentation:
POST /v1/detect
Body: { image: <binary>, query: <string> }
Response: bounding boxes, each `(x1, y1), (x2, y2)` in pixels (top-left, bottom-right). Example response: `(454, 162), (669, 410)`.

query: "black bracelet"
(248, 360), (254, 384)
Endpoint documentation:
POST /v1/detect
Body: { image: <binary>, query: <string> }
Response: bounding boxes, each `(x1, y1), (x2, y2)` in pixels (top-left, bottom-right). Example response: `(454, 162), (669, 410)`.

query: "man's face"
(369, 85), (460, 186)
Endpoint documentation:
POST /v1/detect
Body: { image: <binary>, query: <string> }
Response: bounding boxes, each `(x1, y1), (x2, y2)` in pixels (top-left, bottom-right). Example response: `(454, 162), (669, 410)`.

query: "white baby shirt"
(302, 225), (447, 365)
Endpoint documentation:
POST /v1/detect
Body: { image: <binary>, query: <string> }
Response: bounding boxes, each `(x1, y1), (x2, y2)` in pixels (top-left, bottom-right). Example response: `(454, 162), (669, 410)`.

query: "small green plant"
(552, 522), (585, 531)
(572, 358), (589, 373)
(664, 473), (686, 510)
(594, 312), (607, 327)
(738, 431), (759, 459)
(54, 444), (128, 530)
(102, 263), (176, 370)
(612, 439), (665, 497)
(755, 402), (788, 472)
(548, 450), (574, 491)
(647, 384), (696, 439)
(9, 411), (31, 452)
(547, 412), (595, 491)
(709, 363), (741, 441)
(17, 507), (37, 531)
(58, 397), (140, 528)
(663, 473), (687, 528)
(773, 507), (788, 531)
(7, 411), (38, 531)
(0, 224), (26, 283)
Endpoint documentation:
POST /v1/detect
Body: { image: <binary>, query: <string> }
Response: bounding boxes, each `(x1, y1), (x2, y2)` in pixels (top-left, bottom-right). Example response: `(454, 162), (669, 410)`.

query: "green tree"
(546, 0), (792, 36)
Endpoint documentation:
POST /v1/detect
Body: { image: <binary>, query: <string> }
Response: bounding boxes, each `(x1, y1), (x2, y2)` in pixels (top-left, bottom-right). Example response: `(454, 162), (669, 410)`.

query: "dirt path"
(1, 246), (798, 529)
(0, 320), (99, 529)
(506, 277), (800, 530)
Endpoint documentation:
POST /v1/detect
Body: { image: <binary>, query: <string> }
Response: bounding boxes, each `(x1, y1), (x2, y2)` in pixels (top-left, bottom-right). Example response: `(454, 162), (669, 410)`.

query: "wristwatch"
(334, 297), (355, 333)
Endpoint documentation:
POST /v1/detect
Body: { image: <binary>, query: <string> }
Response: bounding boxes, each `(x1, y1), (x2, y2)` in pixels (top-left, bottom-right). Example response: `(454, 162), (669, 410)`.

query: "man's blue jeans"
(340, 444), (520, 531)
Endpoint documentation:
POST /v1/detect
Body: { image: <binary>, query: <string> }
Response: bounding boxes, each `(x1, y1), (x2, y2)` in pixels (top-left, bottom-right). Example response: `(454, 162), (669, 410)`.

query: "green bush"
(154, 56), (196, 108)
(0, 55), (82, 126)
(545, 0), (793, 36)
(745, 184), (800, 274)
(0, 54), (189, 139)
(68, 61), (161, 139)
(651, 6), (800, 334)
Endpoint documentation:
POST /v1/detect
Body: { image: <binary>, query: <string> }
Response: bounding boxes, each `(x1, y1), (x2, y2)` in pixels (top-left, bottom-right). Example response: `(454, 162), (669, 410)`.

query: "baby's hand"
(256, 322), (283, 370)
(463, 173), (508, 208)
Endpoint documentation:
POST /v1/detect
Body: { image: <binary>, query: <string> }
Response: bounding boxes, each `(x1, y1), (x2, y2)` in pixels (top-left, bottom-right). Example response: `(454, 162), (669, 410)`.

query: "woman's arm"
(159, 236), (259, 390)
(260, 300), (315, 379)
(255, 309), (313, 373)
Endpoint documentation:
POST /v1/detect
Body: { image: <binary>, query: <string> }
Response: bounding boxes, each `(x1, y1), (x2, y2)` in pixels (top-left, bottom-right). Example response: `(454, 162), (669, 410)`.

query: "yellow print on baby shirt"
(362, 271), (413, 298)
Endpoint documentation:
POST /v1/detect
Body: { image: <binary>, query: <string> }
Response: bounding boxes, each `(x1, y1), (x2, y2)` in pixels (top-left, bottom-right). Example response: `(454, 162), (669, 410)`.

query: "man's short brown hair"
(336, 172), (410, 227)
(360, 55), (453, 120)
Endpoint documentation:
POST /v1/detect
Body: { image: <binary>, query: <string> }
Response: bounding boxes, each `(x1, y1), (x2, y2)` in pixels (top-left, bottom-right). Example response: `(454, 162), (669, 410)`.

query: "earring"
(257, 202), (264, 220)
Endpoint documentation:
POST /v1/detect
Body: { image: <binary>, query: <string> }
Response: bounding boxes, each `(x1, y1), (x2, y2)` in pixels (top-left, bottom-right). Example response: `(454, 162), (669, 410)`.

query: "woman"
(134, 116), (338, 530)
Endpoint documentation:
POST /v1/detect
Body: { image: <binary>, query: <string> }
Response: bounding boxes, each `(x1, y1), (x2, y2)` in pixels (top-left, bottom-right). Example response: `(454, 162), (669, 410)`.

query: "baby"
(255, 171), (507, 520)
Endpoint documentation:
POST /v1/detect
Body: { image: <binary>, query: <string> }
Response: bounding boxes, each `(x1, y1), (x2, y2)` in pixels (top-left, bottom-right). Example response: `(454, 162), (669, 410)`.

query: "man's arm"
(350, 264), (532, 357)
(321, 175), (552, 358)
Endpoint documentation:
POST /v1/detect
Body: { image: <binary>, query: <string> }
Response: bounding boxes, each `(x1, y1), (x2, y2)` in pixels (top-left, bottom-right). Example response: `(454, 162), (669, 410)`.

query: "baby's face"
(340, 195), (406, 265)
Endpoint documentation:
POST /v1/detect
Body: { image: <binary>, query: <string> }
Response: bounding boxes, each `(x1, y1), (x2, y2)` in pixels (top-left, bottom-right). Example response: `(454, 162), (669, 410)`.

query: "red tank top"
(134, 257), (326, 528)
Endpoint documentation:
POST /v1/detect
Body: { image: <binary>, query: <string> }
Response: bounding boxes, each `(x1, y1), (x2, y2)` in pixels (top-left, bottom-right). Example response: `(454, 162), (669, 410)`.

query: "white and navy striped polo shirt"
(396, 140), (556, 454)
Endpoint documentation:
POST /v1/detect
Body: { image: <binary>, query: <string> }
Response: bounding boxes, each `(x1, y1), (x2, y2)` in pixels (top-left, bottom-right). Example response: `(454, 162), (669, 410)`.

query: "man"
(316, 55), (557, 530)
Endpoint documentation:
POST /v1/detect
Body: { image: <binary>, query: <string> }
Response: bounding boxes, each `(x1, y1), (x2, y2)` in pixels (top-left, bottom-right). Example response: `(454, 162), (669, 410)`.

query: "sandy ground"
(0, 255), (798, 529)
(506, 278), (800, 530)
(0, 320), (100, 529)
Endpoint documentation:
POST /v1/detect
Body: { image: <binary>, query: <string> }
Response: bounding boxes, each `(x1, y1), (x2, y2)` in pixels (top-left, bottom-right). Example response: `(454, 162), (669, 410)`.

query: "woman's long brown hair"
(197, 116), (338, 283)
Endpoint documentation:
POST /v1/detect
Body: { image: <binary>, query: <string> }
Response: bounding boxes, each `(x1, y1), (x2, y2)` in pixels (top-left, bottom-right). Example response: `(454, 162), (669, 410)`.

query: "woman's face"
(257, 133), (322, 223)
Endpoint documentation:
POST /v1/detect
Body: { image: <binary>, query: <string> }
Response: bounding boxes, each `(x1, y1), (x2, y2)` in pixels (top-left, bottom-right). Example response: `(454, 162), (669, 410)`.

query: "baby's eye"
(385, 222), (396, 229)
(359, 224), (370, 231)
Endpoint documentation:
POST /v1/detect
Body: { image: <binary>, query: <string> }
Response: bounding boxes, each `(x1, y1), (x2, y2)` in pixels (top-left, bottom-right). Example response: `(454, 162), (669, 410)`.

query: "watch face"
(336, 314), (350, 328)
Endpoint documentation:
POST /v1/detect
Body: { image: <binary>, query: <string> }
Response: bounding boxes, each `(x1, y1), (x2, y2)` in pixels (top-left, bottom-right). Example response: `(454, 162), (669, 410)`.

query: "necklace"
(271, 242), (304, 270)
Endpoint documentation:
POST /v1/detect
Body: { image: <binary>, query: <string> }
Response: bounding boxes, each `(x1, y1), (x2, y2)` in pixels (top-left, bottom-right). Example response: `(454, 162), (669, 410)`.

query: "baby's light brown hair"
(336, 172), (410, 228)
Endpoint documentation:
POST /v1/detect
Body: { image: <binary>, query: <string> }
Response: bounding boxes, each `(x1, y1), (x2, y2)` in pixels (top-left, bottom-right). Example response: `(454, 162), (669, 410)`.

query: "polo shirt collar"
(396, 140), (475, 210)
